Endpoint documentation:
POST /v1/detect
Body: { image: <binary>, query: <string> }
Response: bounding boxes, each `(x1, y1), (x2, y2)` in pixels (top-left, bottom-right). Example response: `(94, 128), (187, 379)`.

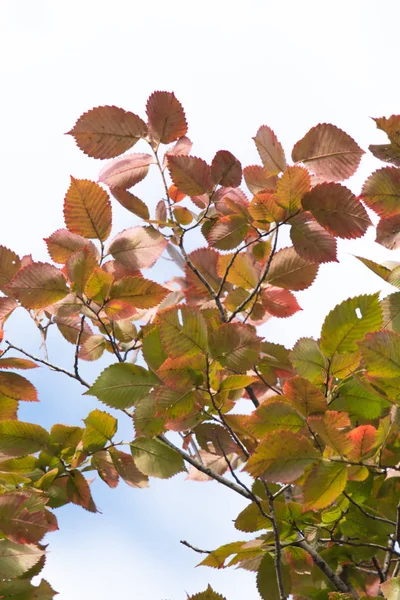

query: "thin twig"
(343, 492), (396, 526)
(263, 481), (287, 600)
(180, 540), (211, 554)
(372, 556), (385, 584)
(74, 315), (86, 380)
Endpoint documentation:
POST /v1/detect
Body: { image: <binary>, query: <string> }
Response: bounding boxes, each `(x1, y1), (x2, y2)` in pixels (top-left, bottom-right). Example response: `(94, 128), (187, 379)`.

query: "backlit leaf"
(157, 305), (208, 357)
(347, 424), (376, 460)
(66, 470), (97, 512)
(308, 411), (352, 454)
(381, 575), (400, 599)
(292, 123), (364, 181)
(361, 167), (400, 217)
(0, 297), (18, 321)
(211, 150), (242, 187)
(370, 115), (400, 166)
(64, 177), (112, 241)
(247, 401), (304, 437)
(275, 165), (311, 213)
(67, 105), (147, 158)
(45, 229), (99, 264)
(167, 155), (212, 196)
(110, 276), (168, 309)
(261, 286), (301, 318)
(0, 492), (51, 544)
(257, 553), (281, 600)
(130, 437), (185, 479)
(245, 430), (318, 483)
(0, 540), (44, 578)
(330, 378), (389, 420)
(98, 153), (154, 189)
(0, 357), (37, 370)
(0, 372), (38, 401)
(283, 376), (327, 417)
(185, 248), (222, 296)
(253, 125), (286, 176)
(188, 584), (226, 600)
(110, 188), (150, 219)
(108, 226), (167, 270)
(0, 421), (49, 457)
(219, 375), (257, 392)
(6, 263), (68, 309)
(82, 409), (117, 453)
(54, 315), (92, 345)
(302, 183), (371, 239)
(66, 246), (98, 295)
(209, 323), (261, 370)
(109, 448), (149, 488)
(85, 363), (159, 409)
(290, 212), (338, 264)
(320, 294), (382, 355)
(303, 461), (347, 510)
(173, 206), (193, 225)
(217, 253), (258, 290)
(376, 214), (400, 249)
(156, 387), (198, 418)
(146, 91), (187, 145)
(266, 247), (319, 291)
(355, 255), (392, 284)
(359, 330), (400, 377)
(208, 215), (248, 250)
(0, 247), (20, 294)
(78, 334), (107, 362)
(290, 338), (327, 384)
(249, 193), (285, 223)
(91, 451), (119, 488)
(84, 268), (113, 303)
(243, 165), (278, 195)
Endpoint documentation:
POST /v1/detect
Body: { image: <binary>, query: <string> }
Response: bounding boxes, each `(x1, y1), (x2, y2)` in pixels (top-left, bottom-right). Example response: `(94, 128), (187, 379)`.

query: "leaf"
(347, 424), (376, 460)
(355, 255), (392, 283)
(208, 215), (248, 250)
(376, 214), (400, 249)
(78, 334), (107, 362)
(211, 150), (242, 187)
(54, 315), (92, 345)
(44, 229), (99, 264)
(130, 437), (185, 479)
(0, 492), (51, 544)
(142, 326), (168, 371)
(188, 584), (227, 600)
(253, 125), (286, 175)
(247, 401), (304, 437)
(219, 375), (257, 392)
(256, 552), (281, 600)
(308, 411), (352, 454)
(64, 177), (112, 241)
(85, 363), (159, 409)
(0, 540), (44, 578)
(209, 323), (261, 370)
(109, 276), (168, 309)
(156, 387), (198, 418)
(370, 115), (400, 166)
(331, 378), (389, 420)
(245, 430), (318, 482)
(243, 165), (277, 195)
(283, 376), (327, 417)
(98, 153), (154, 190)
(146, 91), (187, 145)
(82, 409), (117, 453)
(303, 461), (347, 510)
(290, 338), (328, 384)
(266, 247), (319, 291)
(108, 226), (167, 270)
(133, 394), (165, 438)
(0, 421), (49, 457)
(290, 212), (338, 264)
(167, 155), (212, 196)
(0, 358), (37, 370)
(216, 253), (258, 290)
(66, 246), (98, 295)
(109, 448), (148, 488)
(292, 123), (364, 181)
(381, 575), (400, 600)
(6, 263), (68, 309)
(320, 294), (382, 355)
(163, 136), (193, 167)
(0, 297), (18, 321)
(261, 286), (301, 318)
(67, 105), (147, 158)
(84, 268), (113, 304)
(275, 165), (311, 213)
(0, 247), (21, 293)
(359, 330), (400, 377)
(249, 192), (285, 224)
(66, 470), (97, 512)
(361, 166), (400, 217)
(0, 372), (38, 401)
(302, 183), (371, 239)
(110, 188), (150, 219)
(157, 305), (208, 358)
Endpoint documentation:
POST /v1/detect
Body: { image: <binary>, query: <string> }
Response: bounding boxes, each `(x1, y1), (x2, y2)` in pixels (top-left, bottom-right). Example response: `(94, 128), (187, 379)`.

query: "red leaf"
(146, 91), (187, 146)
(211, 150), (242, 187)
(7, 263), (68, 309)
(0, 358), (38, 370)
(67, 105), (147, 158)
(162, 136), (193, 169)
(0, 298), (18, 321)
(243, 165), (278, 195)
(54, 315), (93, 344)
(208, 215), (248, 250)
(267, 247), (319, 291)
(103, 299), (137, 321)
(369, 115), (400, 166)
(109, 276), (168, 309)
(0, 372), (38, 401)
(0, 246), (21, 293)
(292, 123), (364, 181)
(66, 470), (97, 512)
(45, 229), (99, 264)
(347, 424), (376, 460)
(98, 153), (154, 190)
(290, 212), (338, 263)
(185, 248), (222, 296)
(108, 226), (167, 270)
(110, 189), (150, 219)
(361, 166), (400, 217)
(261, 286), (301, 318)
(376, 214), (400, 249)
(253, 126), (286, 175)
(302, 183), (371, 239)
(64, 177), (112, 241)
(167, 155), (212, 196)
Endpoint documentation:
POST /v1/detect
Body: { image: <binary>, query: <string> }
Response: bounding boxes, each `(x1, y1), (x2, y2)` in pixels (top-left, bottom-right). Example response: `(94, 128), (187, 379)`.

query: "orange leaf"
(146, 91), (187, 146)
(0, 372), (38, 401)
(64, 177), (112, 241)
(376, 214), (400, 249)
(67, 105), (147, 158)
(0, 298), (18, 321)
(168, 184), (186, 203)
(167, 155), (212, 196)
(347, 424), (377, 460)
(45, 229), (99, 264)
(253, 126), (286, 176)
(249, 193), (285, 224)
(66, 246), (98, 295)
(261, 286), (301, 318)
(110, 189), (149, 219)
(243, 165), (278, 195)
(110, 276), (168, 309)
(98, 153), (154, 189)
(0, 246), (21, 293)
(275, 165), (311, 213)
(7, 263), (68, 309)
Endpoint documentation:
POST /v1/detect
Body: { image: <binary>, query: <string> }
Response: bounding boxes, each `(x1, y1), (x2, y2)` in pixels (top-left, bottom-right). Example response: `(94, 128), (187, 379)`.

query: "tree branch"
(180, 540), (211, 554)
(343, 492), (396, 527)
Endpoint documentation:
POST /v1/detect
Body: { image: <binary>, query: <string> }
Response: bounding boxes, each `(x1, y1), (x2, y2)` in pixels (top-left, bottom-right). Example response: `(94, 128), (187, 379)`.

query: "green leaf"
(130, 437), (185, 479)
(66, 246), (98, 295)
(256, 552), (280, 600)
(303, 461), (347, 510)
(382, 292), (400, 332)
(6, 263), (68, 309)
(142, 326), (168, 371)
(82, 409), (117, 453)
(266, 247), (319, 291)
(219, 375), (258, 391)
(187, 585), (227, 600)
(133, 394), (165, 438)
(330, 379), (390, 420)
(283, 376), (327, 417)
(157, 305), (208, 358)
(110, 276), (168, 309)
(85, 363), (159, 409)
(290, 338), (328, 384)
(320, 294), (382, 355)
(0, 422), (49, 457)
(247, 401), (304, 437)
(235, 501), (270, 532)
(0, 540), (44, 579)
(209, 323), (261, 370)
(217, 253), (258, 290)
(245, 430), (318, 483)
(381, 576), (400, 600)
(359, 330), (400, 377)
(198, 541), (246, 569)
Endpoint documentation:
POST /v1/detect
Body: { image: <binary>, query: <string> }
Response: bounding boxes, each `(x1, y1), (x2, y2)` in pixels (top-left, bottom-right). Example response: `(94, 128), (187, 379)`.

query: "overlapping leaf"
(130, 437), (185, 479)
(0, 246), (21, 293)
(45, 229), (99, 264)
(275, 165), (310, 213)
(167, 155), (212, 196)
(7, 263), (68, 309)
(157, 305), (208, 358)
(302, 461), (347, 510)
(211, 150), (242, 187)
(108, 226), (167, 269)
(290, 338), (328, 384)
(369, 115), (400, 166)
(361, 166), (400, 217)
(98, 153), (154, 189)
(82, 409), (117, 453)
(290, 212), (338, 263)
(253, 126), (286, 176)
(243, 165), (277, 195)
(64, 178), (112, 241)
(0, 421), (49, 457)
(266, 247), (319, 291)
(110, 276), (167, 309)
(146, 91), (187, 145)
(358, 330), (400, 377)
(376, 214), (400, 249)
(208, 215), (248, 250)
(260, 286), (301, 318)
(283, 376), (327, 417)
(209, 323), (261, 370)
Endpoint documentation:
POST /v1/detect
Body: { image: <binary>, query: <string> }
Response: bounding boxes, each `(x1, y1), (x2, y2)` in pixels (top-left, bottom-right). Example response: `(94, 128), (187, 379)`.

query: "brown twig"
(180, 540), (211, 554)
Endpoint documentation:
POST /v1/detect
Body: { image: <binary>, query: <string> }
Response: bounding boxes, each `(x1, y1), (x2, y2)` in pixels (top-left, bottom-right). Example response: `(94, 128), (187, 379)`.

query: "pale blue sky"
(1, 1), (399, 598)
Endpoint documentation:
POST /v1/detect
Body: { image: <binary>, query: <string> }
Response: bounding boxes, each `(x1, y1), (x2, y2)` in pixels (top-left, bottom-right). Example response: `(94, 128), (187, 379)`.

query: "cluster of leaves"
(1, 92), (400, 599)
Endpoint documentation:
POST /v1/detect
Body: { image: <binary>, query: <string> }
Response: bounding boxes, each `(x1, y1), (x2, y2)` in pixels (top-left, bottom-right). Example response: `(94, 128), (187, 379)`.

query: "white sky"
(1, 1), (400, 598)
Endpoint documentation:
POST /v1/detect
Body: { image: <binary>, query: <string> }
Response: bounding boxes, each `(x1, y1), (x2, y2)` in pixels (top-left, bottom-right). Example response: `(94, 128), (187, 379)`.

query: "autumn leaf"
(290, 212), (338, 264)
(369, 115), (400, 166)
(45, 229), (99, 264)
(98, 153), (154, 189)
(157, 305), (208, 358)
(0, 246), (21, 293)
(260, 286), (301, 318)
(64, 177), (112, 241)
(167, 155), (212, 196)
(253, 126), (286, 176)
(303, 461), (347, 510)
(108, 226), (168, 270)
(275, 165), (311, 213)
(6, 263), (68, 309)
(209, 323), (261, 370)
(130, 437), (185, 479)
(283, 376), (327, 417)
(361, 166), (400, 217)
(211, 150), (242, 187)
(208, 215), (248, 250)
(146, 91), (187, 146)
(109, 276), (168, 309)
(110, 189), (150, 219)
(376, 214), (400, 250)
(266, 247), (319, 291)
